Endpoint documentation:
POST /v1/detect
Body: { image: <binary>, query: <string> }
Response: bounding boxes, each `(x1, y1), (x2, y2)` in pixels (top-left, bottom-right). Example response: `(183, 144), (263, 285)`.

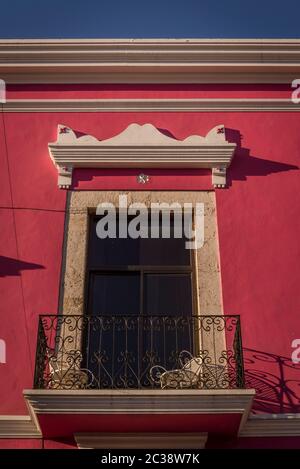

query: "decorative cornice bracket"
(48, 123), (236, 189)
(57, 165), (73, 189)
(212, 167), (228, 188)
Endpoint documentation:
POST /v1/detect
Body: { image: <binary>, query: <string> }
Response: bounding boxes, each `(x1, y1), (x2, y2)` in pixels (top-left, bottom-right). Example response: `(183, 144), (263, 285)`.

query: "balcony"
(33, 314), (245, 391)
(24, 314), (255, 444)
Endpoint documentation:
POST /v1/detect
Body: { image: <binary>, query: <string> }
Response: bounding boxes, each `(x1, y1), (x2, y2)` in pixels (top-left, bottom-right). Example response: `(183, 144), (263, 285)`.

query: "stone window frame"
(59, 190), (223, 319)
(56, 189), (226, 386)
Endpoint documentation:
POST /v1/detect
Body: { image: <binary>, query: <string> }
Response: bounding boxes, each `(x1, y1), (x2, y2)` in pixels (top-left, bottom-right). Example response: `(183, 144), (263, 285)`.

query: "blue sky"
(0, 0), (299, 38)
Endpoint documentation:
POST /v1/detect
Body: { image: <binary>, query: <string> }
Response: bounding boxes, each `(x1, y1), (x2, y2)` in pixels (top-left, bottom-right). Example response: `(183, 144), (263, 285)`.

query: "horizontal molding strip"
(23, 389), (255, 415)
(1, 40), (299, 83)
(0, 39), (300, 70)
(0, 72), (298, 83)
(2, 98), (300, 112)
(240, 414), (300, 437)
(0, 416), (41, 438)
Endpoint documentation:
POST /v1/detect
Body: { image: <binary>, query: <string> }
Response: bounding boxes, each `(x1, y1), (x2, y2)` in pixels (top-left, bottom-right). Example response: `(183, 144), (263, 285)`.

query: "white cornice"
(0, 416), (41, 438)
(23, 389), (255, 433)
(23, 388), (254, 415)
(24, 388), (253, 438)
(0, 39), (300, 82)
(3, 98), (300, 112)
(48, 123), (236, 189)
(241, 414), (300, 437)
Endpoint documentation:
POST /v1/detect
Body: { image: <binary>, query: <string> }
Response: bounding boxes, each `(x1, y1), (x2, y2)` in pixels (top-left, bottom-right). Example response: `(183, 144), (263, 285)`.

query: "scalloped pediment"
(48, 123), (236, 188)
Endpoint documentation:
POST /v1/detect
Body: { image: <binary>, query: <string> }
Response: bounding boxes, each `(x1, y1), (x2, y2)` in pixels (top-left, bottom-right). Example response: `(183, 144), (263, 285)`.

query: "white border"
(3, 98), (300, 112)
(1, 39), (300, 83)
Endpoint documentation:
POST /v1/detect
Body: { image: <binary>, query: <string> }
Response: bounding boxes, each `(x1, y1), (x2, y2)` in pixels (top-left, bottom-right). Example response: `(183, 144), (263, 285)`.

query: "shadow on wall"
(0, 255), (44, 277)
(244, 348), (300, 414)
(225, 128), (299, 186)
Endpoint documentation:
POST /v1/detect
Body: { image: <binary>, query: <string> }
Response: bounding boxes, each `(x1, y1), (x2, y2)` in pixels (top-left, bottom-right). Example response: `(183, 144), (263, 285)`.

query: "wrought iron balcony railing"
(34, 314), (245, 390)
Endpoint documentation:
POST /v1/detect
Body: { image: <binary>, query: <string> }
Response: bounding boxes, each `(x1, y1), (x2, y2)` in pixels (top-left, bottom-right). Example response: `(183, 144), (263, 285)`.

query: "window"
(82, 211), (197, 388)
(86, 212), (194, 316)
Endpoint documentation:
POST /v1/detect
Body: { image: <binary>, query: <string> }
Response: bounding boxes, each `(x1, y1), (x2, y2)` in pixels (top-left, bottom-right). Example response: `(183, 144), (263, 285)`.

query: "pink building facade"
(0, 39), (300, 449)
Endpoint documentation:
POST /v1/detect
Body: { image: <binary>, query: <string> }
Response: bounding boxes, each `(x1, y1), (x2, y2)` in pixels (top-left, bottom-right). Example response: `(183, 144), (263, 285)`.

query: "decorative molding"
(74, 432), (208, 449)
(0, 40), (300, 83)
(1, 73), (298, 84)
(23, 389), (255, 415)
(23, 389), (254, 437)
(3, 98), (300, 113)
(48, 123), (236, 189)
(0, 416), (41, 438)
(241, 413), (300, 437)
(136, 173), (150, 184)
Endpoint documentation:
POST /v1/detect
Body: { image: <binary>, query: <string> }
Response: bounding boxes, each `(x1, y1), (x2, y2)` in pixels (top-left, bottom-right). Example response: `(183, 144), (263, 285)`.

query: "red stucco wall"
(0, 84), (300, 418)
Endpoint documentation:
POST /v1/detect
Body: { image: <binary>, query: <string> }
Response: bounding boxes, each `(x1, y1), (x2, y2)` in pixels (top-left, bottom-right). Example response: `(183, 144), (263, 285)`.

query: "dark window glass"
(144, 273), (193, 315)
(89, 273), (140, 315)
(84, 212), (194, 388)
(88, 213), (190, 267)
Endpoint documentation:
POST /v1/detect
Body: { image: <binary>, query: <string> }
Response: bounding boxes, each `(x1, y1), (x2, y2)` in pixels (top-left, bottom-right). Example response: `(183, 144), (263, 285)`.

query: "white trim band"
(0, 416), (41, 438)
(23, 388), (255, 415)
(2, 98), (300, 113)
(241, 413), (300, 437)
(0, 39), (300, 83)
(1, 73), (298, 84)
